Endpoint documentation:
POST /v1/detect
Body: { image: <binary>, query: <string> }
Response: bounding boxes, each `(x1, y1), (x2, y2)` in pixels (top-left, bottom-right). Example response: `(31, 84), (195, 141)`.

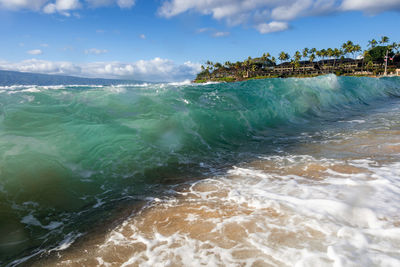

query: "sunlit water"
(1, 75), (400, 266)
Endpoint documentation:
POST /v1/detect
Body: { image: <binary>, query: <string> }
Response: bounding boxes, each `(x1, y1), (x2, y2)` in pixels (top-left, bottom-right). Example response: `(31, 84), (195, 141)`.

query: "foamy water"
(35, 115), (400, 267)
(2, 76), (400, 266)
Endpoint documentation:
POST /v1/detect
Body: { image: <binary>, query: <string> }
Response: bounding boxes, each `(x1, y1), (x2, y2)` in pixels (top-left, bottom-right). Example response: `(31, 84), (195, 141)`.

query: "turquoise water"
(1, 75), (400, 265)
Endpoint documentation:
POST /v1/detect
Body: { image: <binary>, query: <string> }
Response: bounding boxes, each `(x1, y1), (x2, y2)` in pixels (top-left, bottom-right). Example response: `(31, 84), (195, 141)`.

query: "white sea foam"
(7, 249), (45, 267)
(0, 84), (106, 93)
(89, 154), (400, 267)
(113, 83), (152, 87)
(21, 214), (63, 230)
(48, 232), (83, 253)
(104, 86), (127, 94)
(168, 80), (192, 86)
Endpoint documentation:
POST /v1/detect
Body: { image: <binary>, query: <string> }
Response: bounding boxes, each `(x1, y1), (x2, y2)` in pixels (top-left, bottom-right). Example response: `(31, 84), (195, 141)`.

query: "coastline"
(193, 73), (396, 84)
(29, 126), (400, 266)
(195, 41), (400, 84)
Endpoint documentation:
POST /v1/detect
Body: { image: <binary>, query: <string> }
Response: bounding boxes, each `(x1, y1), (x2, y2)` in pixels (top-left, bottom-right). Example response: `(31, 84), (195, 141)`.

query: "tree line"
(196, 36), (400, 82)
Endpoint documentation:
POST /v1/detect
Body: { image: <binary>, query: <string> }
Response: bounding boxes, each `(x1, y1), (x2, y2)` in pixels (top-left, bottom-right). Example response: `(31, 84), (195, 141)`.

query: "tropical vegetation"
(195, 36), (400, 83)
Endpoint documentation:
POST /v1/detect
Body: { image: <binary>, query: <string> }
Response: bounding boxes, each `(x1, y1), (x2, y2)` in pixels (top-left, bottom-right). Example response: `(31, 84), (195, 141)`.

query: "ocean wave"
(1, 75), (400, 265)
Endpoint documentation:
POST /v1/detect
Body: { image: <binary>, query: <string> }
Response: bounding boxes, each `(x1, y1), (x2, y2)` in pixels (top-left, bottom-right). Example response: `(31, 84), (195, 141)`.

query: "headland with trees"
(194, 36), (400, 83)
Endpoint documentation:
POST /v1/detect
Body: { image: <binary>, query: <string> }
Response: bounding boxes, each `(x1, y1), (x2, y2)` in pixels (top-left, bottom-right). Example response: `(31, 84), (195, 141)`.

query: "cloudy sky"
(0, 0), (399, 81)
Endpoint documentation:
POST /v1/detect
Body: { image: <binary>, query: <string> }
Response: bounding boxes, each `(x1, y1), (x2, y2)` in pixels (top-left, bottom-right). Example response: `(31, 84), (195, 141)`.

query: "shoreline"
(193, 73), (397, 84)
(28, 127), (400, 266)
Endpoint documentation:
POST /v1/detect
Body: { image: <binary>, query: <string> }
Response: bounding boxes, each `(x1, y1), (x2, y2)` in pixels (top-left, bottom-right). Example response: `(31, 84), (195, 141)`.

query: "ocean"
(1, 75), (400, 266)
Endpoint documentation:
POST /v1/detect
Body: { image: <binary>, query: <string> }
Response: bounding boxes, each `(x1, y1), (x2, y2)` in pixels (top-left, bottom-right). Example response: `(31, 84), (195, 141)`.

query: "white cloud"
(212, 31), (230, 37)
(196, 27), (230, 38)
(139, 34), (146, 39)
(2, 0), (399, 34)
(0, 0), (135, 13)
(341, 0), (400, 14)
(256, 21), (289, 34)
(0, 0), (48, 10)
(196, 27), (211, 33)
(116, 0), (135, 8)
(55, 0), (80, 10)
(43, 3), (56, 13)
(27, 49), (43, 55)
(158, 0), (400, 34)
(85, 48), (108, 54)
(0, 58), (202, 82)
(43, 0), (80, 15)
(85, 0), (135, 8)
(158, 0), (337, 23)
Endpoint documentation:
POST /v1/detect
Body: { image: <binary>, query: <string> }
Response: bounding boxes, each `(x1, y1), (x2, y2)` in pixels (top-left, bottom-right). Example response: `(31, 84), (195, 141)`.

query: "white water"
(4, 76), (399, 267)
(39, 124), (400, 267)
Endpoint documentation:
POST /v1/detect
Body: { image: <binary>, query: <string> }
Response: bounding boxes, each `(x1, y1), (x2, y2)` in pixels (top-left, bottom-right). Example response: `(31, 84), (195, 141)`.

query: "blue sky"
(0, 0), (399, 81)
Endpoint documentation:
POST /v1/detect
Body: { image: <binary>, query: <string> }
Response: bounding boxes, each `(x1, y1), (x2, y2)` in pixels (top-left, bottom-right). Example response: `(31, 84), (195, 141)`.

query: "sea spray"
(1, 75), (400, 265)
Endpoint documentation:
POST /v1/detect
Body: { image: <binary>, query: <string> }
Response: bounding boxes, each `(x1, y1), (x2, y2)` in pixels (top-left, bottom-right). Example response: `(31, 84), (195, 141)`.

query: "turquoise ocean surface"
(1, 75), (400, 266)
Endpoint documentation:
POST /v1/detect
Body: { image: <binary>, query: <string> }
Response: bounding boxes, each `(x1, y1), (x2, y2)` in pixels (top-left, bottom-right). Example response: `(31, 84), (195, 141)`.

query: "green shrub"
(335, 70), (343, 76)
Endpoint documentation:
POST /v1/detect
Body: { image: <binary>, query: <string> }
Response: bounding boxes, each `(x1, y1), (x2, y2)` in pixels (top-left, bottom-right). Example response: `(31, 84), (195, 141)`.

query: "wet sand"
(33, 127), (400, 267)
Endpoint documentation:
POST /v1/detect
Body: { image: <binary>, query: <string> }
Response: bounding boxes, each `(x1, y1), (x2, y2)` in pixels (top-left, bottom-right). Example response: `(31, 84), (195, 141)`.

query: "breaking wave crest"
(1, 75), (400, 265)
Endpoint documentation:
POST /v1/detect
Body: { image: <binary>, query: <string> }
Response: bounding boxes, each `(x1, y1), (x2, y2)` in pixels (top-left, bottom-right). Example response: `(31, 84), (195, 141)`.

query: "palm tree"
(326, 48), (335, 72)
(262, 52), (271, 60)
(333, 48), (341, 69)
(278, 52), (285, 63)
(341, 41), (354, 58)
(322, 49), (329, 72)
(316, 49), (326, 72)
(234, 62), (242, 77)
(380, 36), (389, 45)
(368, 39), (377, 49)
(261, 53), (267, 61)
(294, 51), (302, 60)
(361, 50), (371, 71)
(352, 44), (361, 59)
(327, 48), (334, 58)
(302, 48), (309, 61)
(261, 53), (271, 69)
(242, 59), (249, 78)
(309, 53), (316, 64)
(294, 51), (302, 72)
(214, 62), (222, 69)
(308, 48), (316, 65)
(279, 52), (290, 63)
(243, 57), (254, 78)
(380, 37), (390, 74)
(251, 64), (257, 74)
(389, 42), (399, 54)
(320, 49), (327, 60)
(205, 60), (215, 73)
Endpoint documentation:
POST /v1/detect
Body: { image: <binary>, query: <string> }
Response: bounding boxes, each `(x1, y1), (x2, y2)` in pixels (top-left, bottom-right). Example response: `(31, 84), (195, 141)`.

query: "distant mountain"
(0, 70), (143, 86)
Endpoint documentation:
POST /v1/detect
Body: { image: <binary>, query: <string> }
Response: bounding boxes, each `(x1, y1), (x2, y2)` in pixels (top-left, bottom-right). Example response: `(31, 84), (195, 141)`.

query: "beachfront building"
(298, 61), (317, 73)
(274, 62), (293, 73)
(396, 69), (400, 76)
